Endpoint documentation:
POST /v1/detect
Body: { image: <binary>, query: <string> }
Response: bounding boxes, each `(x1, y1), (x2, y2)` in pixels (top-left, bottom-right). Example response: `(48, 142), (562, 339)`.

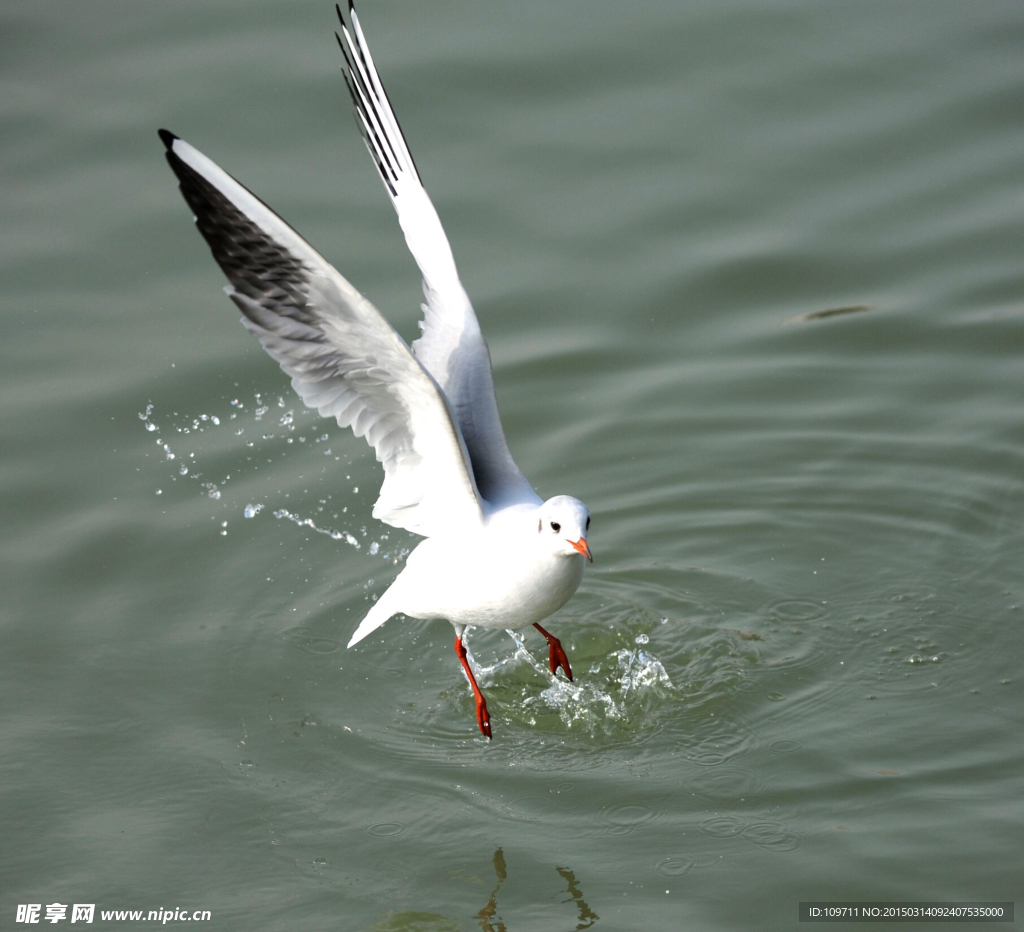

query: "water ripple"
(366, 822), (406, 837)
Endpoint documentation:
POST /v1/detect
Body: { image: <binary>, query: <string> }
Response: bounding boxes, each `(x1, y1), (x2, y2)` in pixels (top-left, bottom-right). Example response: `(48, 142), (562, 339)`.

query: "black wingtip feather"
(158, 128), (179, 149)
(333, 0), (423, 190)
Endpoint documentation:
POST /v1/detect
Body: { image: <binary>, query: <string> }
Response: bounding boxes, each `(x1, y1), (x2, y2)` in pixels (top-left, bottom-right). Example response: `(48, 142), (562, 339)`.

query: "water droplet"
(244, 503), (263, 519)
(635, 633), (649, 645)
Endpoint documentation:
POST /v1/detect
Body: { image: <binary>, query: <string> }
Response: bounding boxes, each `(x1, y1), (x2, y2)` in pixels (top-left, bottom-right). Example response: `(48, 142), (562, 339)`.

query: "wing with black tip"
(335, 2), (539, 508)
(159, 129), (484, 537)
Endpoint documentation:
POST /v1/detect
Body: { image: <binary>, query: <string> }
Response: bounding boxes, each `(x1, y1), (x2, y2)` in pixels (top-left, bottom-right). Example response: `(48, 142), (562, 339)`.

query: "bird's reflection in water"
(475, 848), (508, 932)
(371, 849), (598, 931)
(554, 865), (599, 931)
(476, 849), (598, 932)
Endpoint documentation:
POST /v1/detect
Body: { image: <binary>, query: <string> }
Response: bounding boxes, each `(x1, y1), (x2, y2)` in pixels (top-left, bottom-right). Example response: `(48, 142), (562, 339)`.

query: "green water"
(3, 0), (1023, 929)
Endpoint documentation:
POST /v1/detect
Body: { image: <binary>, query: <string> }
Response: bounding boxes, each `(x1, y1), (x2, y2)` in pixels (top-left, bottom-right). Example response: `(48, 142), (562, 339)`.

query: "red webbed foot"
(475, 693), (492, 739)
(533, 622), (573, 681)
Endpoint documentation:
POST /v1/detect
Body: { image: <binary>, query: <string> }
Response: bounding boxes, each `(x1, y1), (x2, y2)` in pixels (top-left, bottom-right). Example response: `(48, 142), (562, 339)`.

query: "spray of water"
(137, 393), (408, 563)
(460, 627), (674, 733)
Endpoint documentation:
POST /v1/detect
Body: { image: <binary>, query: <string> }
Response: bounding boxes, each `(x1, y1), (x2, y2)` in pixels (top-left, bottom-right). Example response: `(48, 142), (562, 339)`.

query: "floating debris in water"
(791, 304), (875, 323)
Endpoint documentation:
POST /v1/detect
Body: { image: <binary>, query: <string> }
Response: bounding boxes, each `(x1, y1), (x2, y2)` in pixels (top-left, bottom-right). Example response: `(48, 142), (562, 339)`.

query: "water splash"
(137, 394), (408, 564)
(615, 646), (672, 697)
(460, 627), (675, 734)
(273, 508), (360, 548)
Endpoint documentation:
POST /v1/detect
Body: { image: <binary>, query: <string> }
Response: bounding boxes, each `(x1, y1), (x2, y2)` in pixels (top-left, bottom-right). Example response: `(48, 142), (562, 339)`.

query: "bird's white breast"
(394, 526), (585, 629)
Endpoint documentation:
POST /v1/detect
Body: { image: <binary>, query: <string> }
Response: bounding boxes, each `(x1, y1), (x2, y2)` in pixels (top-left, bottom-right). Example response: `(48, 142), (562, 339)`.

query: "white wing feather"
(159, 131), (484, 537)
(336, 3), (539, 508)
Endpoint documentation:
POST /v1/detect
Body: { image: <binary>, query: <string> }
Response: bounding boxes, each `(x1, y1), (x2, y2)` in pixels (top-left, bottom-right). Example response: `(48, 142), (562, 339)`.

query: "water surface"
(3, 0), (1024, 928)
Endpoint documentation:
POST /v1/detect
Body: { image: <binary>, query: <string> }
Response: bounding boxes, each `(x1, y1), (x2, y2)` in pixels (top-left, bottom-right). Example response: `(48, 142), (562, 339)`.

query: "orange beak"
(569, 537), (593, 563)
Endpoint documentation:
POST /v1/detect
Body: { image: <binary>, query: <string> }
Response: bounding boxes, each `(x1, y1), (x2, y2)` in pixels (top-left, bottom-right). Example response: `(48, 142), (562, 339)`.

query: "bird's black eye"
(550, 521), (561, 533)
(586, 516), (591, 530)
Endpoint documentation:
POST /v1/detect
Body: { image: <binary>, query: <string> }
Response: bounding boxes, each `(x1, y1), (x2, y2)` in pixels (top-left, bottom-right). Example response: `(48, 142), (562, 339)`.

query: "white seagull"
(159, 1), (592, 738)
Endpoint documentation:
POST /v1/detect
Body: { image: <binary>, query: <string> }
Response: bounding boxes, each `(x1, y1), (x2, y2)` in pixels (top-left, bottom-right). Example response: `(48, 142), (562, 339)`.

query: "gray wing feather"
(159, 130), (484, 537)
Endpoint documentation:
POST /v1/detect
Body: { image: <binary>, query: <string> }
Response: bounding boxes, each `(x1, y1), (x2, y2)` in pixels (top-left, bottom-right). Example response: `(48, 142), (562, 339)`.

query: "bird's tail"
(347, 586), (400, 648)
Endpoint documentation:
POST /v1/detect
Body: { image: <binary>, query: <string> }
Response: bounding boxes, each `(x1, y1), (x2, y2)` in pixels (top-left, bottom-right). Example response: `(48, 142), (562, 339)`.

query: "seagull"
(158, 1), (592, 739)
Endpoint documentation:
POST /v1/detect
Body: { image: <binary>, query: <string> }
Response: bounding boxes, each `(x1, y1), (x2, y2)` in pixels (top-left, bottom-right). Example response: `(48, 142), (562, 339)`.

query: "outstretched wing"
(335, 2), (539, 508)
(159, 130), (484, 537)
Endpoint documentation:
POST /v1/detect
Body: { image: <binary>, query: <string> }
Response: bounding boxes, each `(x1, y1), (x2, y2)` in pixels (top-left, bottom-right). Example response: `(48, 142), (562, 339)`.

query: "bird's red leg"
(533, 623), (573, 681)
(455, 636), (492, 739)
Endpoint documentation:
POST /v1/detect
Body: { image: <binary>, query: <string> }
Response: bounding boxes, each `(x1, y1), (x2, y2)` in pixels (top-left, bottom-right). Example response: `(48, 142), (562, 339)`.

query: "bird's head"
(537, 495), (592, 562)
